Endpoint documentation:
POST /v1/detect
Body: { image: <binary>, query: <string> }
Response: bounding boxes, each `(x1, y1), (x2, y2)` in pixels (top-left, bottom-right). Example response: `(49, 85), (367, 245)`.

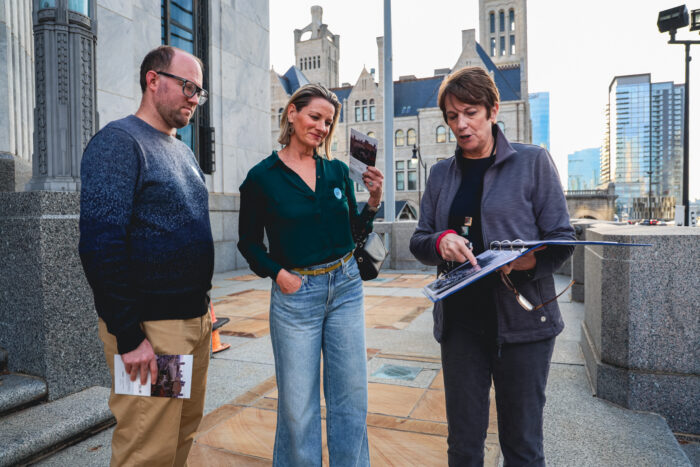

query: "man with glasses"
(79, 46), (213, 466)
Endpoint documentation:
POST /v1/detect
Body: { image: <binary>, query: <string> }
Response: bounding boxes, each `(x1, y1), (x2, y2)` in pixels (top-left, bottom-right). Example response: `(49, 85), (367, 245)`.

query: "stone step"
(0, 373), (47, 416)
(0, 347), (7, 372)
(0, 386), (113, 467)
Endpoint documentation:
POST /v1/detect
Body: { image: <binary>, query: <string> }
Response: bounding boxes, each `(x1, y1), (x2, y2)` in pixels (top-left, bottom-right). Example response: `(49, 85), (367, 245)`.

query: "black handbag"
(353, 231), (387, 280)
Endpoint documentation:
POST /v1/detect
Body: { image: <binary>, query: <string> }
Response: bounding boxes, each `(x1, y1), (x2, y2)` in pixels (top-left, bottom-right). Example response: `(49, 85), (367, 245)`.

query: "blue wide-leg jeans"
(269, 255), (370, 467)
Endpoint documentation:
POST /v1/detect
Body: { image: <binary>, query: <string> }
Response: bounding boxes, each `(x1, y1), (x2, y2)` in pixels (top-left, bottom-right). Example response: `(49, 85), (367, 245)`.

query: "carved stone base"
(0, 191), (110, 400)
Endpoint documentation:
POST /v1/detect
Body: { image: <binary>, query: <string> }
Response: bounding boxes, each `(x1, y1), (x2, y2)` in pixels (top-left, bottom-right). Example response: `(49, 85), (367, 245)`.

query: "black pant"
(440, 324), (555, 467)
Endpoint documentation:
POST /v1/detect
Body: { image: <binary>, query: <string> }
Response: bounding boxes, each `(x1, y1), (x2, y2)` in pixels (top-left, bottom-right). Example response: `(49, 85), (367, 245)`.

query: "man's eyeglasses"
(156, 71), (208, 105)
(499, 270), (574, 311)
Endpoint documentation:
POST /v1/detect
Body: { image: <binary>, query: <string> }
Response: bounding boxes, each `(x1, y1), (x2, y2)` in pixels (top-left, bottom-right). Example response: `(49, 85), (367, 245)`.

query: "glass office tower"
(529, 92), (550, 150)
(600, 74), (684, 220)
(568, 148), (600, 191)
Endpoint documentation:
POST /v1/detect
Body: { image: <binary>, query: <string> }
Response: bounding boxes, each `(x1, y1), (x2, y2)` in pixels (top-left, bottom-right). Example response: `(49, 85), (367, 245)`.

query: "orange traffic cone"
(210, 301), (231, 353)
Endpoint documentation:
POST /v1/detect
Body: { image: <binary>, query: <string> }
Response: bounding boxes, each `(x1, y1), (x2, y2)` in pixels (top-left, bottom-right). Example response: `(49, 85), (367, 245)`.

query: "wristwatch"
(367, 203), (379, 213)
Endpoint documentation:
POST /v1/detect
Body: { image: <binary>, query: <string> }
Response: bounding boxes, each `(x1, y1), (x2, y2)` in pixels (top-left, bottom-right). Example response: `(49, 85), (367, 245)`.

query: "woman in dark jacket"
(410, 67), (574, 466)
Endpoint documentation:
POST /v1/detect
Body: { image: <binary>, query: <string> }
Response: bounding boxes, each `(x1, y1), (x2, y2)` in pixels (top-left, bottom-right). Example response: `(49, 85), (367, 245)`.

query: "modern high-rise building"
(529, 91), (549, 150)
(568, 147), (600, 191)
(600, 74), (684, 220)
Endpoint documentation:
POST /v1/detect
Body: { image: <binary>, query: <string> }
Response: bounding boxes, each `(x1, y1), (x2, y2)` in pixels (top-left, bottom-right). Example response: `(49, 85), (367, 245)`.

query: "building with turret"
(271, 1), (531, 217)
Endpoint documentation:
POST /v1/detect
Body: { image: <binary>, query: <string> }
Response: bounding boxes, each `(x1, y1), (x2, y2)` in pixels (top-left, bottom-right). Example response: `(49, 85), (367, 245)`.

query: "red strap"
(436, 230), (457, 255)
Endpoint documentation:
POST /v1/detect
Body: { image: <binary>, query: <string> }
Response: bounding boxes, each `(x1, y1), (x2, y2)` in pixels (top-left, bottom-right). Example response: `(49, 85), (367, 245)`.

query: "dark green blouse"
(238, 151), (375, 279)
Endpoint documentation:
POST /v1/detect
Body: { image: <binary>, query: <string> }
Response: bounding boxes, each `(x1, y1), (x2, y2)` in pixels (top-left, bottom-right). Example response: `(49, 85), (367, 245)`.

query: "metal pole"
(648, 80), (652, 220)
(416, 112), (421, 211)
(417, 153), (421, 204)
(683, 43), (691, 226)
(383, 0), (395, 223)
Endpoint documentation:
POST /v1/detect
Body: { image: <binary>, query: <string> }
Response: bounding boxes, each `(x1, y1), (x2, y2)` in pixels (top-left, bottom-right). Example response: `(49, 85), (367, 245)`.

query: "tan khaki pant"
(98, 313), (212, 467)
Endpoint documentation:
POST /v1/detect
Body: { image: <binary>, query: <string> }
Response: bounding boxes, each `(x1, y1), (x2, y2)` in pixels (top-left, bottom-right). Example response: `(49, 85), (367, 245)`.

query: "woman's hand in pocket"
(276, 269), (303, 294)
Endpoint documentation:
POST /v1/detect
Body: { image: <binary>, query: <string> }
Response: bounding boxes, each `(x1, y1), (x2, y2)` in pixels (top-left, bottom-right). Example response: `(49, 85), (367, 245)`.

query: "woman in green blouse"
(238, 83), (383, 467)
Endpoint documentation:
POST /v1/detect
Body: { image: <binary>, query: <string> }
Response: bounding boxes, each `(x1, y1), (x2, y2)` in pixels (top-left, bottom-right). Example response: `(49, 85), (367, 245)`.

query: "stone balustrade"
(580, 224), (699, 434)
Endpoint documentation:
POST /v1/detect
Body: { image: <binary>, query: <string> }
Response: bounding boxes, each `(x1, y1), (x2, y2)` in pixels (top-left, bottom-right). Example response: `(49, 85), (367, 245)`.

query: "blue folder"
(422, 240), (651, 302)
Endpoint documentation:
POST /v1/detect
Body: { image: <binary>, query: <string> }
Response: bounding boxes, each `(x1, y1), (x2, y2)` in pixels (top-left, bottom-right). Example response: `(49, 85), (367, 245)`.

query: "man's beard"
(158, 102), (192, 129)
(155, 89), (193, 130)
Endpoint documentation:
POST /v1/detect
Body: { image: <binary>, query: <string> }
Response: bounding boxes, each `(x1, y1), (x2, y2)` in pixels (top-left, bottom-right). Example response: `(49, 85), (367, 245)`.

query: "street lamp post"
(412, 144), (427, 206)
(658, 5), (700, 226)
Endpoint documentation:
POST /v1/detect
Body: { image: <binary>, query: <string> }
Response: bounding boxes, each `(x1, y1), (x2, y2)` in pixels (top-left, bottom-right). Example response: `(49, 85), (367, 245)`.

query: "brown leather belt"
(292, 252), (353, 276)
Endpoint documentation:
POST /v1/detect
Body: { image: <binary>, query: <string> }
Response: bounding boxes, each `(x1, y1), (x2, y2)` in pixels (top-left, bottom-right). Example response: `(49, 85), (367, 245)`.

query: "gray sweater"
(410, 125), (575, 344)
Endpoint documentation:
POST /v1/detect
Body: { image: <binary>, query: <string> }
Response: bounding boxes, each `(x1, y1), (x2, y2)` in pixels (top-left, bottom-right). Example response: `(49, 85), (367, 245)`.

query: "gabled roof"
(474, 43), (521, 101)
(277, 66), (310, 95)
(393, 76), (444, 117)
(500, 67), (521, 98)
(356, 200), (416, 221)
(330, 86), (353, 122)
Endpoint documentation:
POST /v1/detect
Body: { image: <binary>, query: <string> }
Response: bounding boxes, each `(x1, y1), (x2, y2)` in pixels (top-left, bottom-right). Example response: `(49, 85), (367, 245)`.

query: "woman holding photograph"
(238, 83), (383, 467)
(410, 67), (574, 466)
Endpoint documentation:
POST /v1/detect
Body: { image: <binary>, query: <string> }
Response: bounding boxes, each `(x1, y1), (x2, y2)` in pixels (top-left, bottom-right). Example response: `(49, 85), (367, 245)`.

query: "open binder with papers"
(422, 239), (651, 302)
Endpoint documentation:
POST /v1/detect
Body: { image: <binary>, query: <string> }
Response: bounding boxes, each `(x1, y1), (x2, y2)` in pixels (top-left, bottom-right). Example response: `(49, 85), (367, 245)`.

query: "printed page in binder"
(422, 239), (652, 302)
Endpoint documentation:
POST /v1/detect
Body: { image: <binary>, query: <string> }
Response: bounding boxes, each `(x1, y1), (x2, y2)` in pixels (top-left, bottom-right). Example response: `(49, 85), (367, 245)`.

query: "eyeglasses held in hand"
(156, 71), (208, 105)
(498, 270), (574, 311)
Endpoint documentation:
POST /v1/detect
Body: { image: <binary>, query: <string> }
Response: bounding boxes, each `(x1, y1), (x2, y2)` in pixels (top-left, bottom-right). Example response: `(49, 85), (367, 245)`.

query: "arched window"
(489, 12), (495, 34)
(436, 126), (446, 143)
(278, 108), (283, 127)
(509, 9), (515, 31)
(448, 128), (456, 142)
(369, 99), (376, 120)
(367, 131), (376, 138)
(499, 10), (505, 32)
(395, 129), (405, 146)
(407, 128), (416, 146)
(299, 58), (303, 69)
(354, 100), (361, 122)
(362, 99), (368, 121)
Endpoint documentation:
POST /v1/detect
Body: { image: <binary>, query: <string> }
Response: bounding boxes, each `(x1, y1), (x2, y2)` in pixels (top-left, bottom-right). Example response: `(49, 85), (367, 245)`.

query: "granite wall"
(580, 224), (700, 434)
(372, 221), (430, 271)
(0, 153), (14, 191)
(0, 192), (110, 400)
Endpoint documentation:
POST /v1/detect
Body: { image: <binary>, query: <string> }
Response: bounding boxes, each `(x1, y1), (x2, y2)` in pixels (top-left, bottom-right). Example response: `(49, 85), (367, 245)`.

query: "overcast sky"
(269, 0), (700, 200)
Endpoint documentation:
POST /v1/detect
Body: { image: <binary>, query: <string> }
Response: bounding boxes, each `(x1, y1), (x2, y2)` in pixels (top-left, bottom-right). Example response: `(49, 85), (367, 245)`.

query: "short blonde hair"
(437, 67), (500, 121)
(278, 83), (341, 159)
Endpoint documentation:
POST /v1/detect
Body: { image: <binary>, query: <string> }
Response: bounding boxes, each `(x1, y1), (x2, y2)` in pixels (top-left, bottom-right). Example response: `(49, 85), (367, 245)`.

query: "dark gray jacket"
(410, 125), (575, 344)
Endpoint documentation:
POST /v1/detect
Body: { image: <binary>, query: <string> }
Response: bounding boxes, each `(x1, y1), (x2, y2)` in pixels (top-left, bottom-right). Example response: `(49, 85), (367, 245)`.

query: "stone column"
(580, 224), (700, 434)
(0, 0), (35, 191)
(0, 0), (108, 401)
(25, 0), (97, 191)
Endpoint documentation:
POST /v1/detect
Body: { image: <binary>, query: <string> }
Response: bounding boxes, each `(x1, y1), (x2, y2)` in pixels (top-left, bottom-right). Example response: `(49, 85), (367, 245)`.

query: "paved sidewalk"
(38, 270), (693, 466)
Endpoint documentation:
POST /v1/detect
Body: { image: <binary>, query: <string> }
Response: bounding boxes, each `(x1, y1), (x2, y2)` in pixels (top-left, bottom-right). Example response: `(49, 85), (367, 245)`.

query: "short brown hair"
(139, 45), (204, 92)
(437, 67), (500, 121)
(278, 84), (341, 159)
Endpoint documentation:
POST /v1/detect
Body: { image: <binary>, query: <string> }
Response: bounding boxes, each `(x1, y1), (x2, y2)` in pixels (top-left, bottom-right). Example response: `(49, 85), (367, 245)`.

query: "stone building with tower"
(270, 0), (532, 217)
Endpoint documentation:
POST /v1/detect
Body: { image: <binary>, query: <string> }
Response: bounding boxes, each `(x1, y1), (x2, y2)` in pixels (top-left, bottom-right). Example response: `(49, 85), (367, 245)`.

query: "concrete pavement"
(37, 270), (694, 466)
